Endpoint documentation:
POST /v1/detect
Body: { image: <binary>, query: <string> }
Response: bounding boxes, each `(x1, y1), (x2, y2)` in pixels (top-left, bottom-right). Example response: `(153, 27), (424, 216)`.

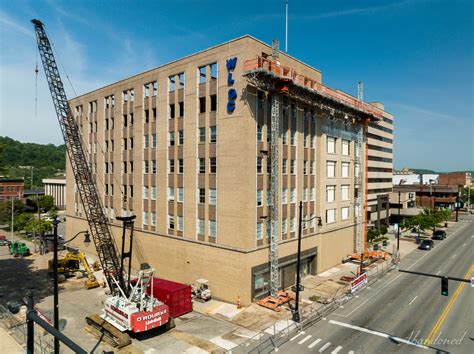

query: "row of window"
(326, 206), (351, 224)
(367, 144), (393, 154)
(327, 137), (351, 155)
(257, 187), (317, 206)
(142, 157), (217, 174)
(143, 213), (217, 238)
(367, 132), (393, 144)
(327, 161), (351, 178)
(368, 156), (393, 163)
(369, 123), (393, 134)
(326, 185), (351, 202)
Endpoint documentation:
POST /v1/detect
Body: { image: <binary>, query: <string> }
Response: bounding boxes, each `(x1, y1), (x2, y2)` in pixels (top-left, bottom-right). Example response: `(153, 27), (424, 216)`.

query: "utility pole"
(397, 191), (401, 252)
(285, 0), (288, 52)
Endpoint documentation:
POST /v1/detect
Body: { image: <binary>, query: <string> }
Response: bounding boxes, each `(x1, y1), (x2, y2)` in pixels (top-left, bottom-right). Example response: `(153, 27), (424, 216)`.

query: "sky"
(0, 0), (472, 171)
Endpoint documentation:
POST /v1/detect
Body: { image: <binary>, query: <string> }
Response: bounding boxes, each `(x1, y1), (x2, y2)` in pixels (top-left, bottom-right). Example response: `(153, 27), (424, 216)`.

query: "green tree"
(463, 187), (474, 205)
(380, 225), (388, 235)
(367, 228), (380, 242)
(34, 195), (54, 212)
(25, 219), (52, 234)
(13, 213), (35, 231)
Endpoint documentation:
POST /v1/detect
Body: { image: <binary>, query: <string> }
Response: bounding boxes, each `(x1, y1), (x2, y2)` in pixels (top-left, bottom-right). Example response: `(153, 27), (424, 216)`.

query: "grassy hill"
(0, 136), (65, 188)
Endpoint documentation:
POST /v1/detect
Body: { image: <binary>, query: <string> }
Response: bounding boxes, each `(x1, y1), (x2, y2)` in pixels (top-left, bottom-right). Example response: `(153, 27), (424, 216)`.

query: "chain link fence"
(232, 259), (395, 353)
(0, 305), (54, 353)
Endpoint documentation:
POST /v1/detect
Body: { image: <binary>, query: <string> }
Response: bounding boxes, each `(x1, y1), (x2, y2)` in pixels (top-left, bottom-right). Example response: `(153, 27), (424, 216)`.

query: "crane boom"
(32, 19), (125, 293)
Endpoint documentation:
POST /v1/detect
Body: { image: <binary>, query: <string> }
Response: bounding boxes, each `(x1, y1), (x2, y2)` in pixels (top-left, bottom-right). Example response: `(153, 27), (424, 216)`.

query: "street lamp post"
(293, 201), (322, 323)
(429, 180), (436, 234)
(397, 191), (401, 253)
(52, 216), (90, 354)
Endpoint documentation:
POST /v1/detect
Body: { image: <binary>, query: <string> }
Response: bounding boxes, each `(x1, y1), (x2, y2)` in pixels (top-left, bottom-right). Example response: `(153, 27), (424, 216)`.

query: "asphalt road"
(278, 215), (474, 354)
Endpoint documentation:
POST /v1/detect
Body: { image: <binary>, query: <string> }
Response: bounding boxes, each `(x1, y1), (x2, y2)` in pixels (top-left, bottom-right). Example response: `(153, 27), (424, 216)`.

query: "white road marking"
(308, 338), (321, 349)
(348, 351), (355, 354)
(408, 295), (418, 306)
(290, 332), (304, 341)
(329, 320), (429, 349)
(436, 270), (441, 275)
(298, 335), (312, 344)
(319, 342), (331, 352)
(331, 345), (343, 353)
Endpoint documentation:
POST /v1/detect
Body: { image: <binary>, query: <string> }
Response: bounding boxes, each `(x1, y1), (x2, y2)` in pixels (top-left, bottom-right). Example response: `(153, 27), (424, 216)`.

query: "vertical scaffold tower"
(243, 54), (381, 295)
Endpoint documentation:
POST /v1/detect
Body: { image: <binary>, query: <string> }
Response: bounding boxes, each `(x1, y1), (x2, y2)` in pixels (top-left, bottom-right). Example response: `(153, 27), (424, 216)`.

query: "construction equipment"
(10, 241), (30, 257)
(32, 19), (172, 347)
(192, 279), (211, 302)
(47, 250), (100, 289)
(256, 290), (295, 312)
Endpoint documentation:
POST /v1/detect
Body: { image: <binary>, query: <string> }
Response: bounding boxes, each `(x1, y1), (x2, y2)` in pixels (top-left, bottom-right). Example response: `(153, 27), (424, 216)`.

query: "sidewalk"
(0, 327), (23, 353)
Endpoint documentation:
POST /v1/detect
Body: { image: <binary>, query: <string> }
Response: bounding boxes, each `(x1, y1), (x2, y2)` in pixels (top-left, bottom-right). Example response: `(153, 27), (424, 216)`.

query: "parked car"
(0, 238), (11, 246)
(418, 239), (435, 250)
(432, 230), (447, 240)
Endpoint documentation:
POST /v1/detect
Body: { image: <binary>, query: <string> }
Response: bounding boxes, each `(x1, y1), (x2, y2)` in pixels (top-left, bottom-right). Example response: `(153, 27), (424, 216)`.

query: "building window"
(153, 81), (157, 96)
(199, 66), (206, 84)
(311, 161), (315, 175)
(290, 129), (296, 146)
(169, 76), (176, 92)
(151, 186), (156, 200)
(210, 126), (217, 143)
(327, 161), (336, 178)
(130, 161), (134, 173)
(326, 208), (336, 223)
(267, 190), (272, 206)
(209, 220), (216, 238)
(290, 188), (296, 203)
(303, 188), (308, 202)
(282, 159), (287, 174)
(144, 109), (150, 123)
(210, 95), (217, 111)
(178, 159), (184, 174)
(167, 187), (174, 201)
(282, 129), (287, 145)
(199, 127), (206, 143)
(151, 212), (156, 226)
(256, 222), (263, 240)
(178, 187), (184, 203)
(152, 107), (157, 121)
(144, 160), (149, 174)
(327, 136), (336, 154)
(168, 159), (175, 174)
(209, 188), (216, 206)
(199, 97), (206, 113)
(197, 218), (205, 235)
(144, 135), (149, 149)
(169, 131), (175, 146)
(309, 213), (316, 228)
(151, 160), (156, 174)
(178, 101), (184, 117)
(198, 188), (205, 203)
(169, 104), (175, 118)
(342, 139), (350, 156)
(310, 187), (316, 201)
(143, 186), (149, 199)
(210, 63), (217, 79)
(282, 219), (287, 234)
(257, 189), (263, 206)
(168, 215), (175, 229)
(210, 157), (217, 173)
(177, 216), (184, 231)
(143, 212), (149, 225)
(342, 206), (350, 220)
(199, 158), (206, 173)
(290, 217), (296, 232)
(303, 160), (307, 175)
(341, 184), (350, 201)
(152, 134), (157, 148)
(342, 162), (350, 178)
(282, 188), (288, 204)
(178, 130), (184, 145)
(257, 125), (262, 142)
(257, 157), (263, 174)
(122, 138), (127, 151)
(290, 160), (296, 174)
(178, 73), (185, 88)
(326, 185), (336, 202)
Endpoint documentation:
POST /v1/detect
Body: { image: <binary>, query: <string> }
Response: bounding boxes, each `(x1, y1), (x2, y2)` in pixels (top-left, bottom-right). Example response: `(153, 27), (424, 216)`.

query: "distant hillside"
(0, 136), (65, 188)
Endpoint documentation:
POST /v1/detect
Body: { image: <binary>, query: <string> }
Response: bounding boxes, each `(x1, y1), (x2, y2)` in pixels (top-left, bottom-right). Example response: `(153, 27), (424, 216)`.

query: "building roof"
(393, 174), (439, 185)
(0, 177), (24, 183)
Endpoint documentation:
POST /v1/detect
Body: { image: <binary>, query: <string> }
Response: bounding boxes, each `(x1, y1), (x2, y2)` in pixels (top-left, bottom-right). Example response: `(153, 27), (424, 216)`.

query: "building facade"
(43, 178), (66, 209)
(0, 178), (24, 202)
(366, 103), (394, 229)
(67, 36), (392, 304)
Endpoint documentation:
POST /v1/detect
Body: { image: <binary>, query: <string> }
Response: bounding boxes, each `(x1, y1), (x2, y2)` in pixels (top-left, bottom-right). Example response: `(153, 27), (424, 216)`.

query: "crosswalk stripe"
(298, 335), (312, 344)
(319, 342), (331, 352)
(331, 345), (343, 353)
(348, 351), (355, 354)
(290, 332), (304, 341)
(308, 338), (321, 349)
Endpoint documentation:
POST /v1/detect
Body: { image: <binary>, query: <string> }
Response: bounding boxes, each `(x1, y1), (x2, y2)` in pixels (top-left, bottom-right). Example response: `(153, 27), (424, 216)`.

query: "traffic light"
(441, 277), (448, 296)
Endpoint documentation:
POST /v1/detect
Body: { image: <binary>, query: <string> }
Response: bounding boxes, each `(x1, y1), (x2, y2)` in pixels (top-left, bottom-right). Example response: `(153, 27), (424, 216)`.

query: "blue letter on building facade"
(227, 57), (237, 113)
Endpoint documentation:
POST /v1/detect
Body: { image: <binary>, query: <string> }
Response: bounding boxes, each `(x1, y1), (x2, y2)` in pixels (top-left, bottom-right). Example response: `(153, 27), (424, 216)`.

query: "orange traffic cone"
(237, 296), (242, 309)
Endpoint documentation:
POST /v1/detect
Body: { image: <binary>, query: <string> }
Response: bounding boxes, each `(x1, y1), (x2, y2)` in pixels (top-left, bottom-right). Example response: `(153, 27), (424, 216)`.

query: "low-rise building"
(43, 178), (66, 209)
(0, 177), (24, 202)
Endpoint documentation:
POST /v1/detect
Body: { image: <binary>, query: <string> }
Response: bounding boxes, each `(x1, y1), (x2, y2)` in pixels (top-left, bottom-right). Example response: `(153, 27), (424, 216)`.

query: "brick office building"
(0, 178), (24, 202)
(67, 36), (392, 304)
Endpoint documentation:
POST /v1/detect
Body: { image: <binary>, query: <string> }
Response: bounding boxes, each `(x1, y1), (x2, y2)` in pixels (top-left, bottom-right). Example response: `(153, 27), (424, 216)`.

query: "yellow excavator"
(48, 250), (100, 289)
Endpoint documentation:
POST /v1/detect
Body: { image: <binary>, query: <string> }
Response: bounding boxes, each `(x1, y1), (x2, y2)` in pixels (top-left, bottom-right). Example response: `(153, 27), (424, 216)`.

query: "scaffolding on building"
(243, 54), (380, 296)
